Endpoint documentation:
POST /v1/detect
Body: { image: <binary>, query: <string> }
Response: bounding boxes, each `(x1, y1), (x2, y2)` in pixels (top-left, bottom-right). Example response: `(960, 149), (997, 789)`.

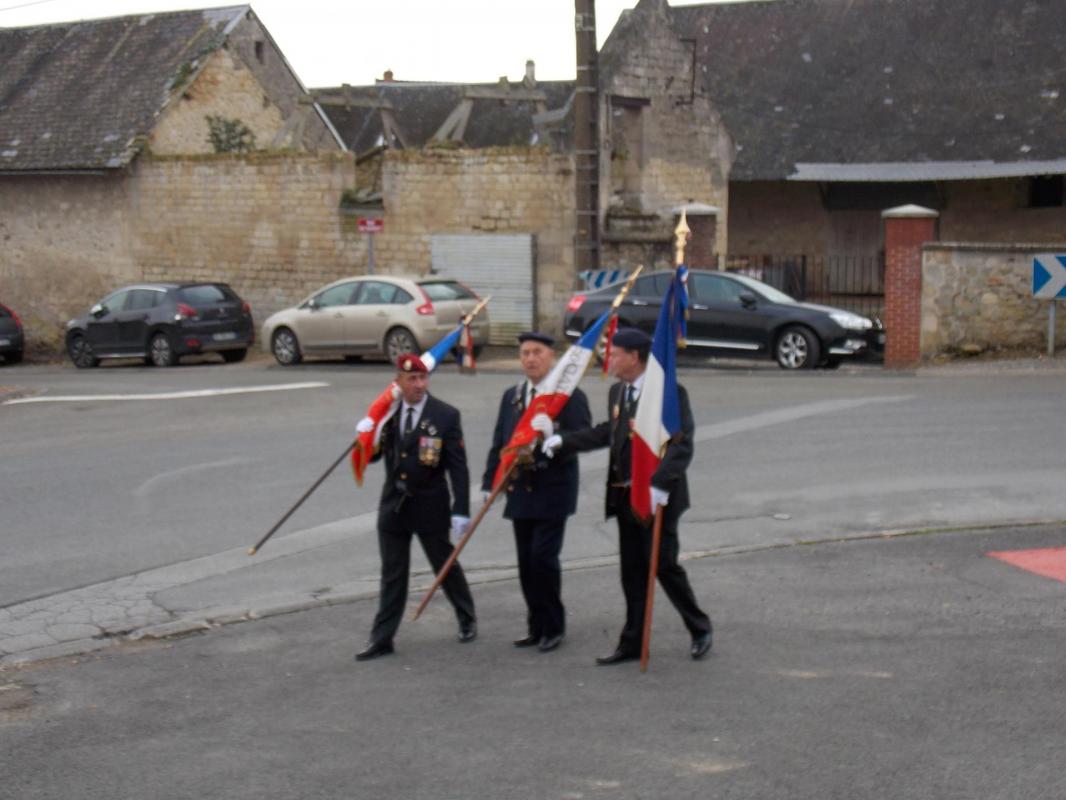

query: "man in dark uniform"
(353, 353), (477, 661)
(543, 328), (712, 664)
(481, 331), (592, 652)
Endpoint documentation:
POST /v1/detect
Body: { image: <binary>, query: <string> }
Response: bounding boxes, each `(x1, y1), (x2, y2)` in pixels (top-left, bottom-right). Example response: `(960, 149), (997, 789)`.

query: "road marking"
(134, 458), (253, 497)
(2, 382), (330, 405)
(987, 547), (1066, 584)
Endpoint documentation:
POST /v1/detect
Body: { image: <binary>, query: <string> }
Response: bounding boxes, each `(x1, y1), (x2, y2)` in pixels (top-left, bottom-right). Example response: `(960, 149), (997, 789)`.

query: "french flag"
(491, 307), (613, 490)
(351, 325), (465, 484)
(630, 265), (688, 521)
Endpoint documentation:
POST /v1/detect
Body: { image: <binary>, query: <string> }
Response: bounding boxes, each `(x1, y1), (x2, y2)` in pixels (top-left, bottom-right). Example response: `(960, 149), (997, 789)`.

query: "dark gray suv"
(65, 283), (254, 368)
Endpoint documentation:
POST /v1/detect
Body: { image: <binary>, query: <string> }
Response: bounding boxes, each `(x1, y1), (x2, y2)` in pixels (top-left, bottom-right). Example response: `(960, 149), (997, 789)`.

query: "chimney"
(524, 59), (536, 88)
(382, 69), (394, 82)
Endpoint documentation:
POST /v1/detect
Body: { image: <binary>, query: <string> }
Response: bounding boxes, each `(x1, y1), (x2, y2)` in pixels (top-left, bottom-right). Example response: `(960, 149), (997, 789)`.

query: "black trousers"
(614, 495), (712, 653)
(369, 525), (475, 645)
(512, 517), (567, 639)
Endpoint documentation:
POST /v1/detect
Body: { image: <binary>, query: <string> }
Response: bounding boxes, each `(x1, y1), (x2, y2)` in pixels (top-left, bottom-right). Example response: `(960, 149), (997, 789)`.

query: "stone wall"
(0, 173), (139, 355)
(598, 0), (731, 265)
(921, 242), (1066, 357)
(0, 152), (359, 356)
(374, 146), (578, 332)
(1, 145), (580, 356)
(150, 48), (288, 156)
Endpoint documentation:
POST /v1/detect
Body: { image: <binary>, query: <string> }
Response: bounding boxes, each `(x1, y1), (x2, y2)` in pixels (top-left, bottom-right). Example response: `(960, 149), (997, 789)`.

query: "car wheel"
(775, 325), (820, 370)
(149, 332), (178, 367)
(7, 351), (23, 364)
(221, 349), (247, 363)
(383, 327), (418, 363)
(271, 327), (302, 365)
(67, 334), (99, 369)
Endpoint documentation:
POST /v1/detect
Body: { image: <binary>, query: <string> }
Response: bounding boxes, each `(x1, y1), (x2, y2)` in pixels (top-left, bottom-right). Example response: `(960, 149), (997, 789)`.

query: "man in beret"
(481, 331), (591, 652)
(353, 353), (477, 660)
(543, 327), (712, 664)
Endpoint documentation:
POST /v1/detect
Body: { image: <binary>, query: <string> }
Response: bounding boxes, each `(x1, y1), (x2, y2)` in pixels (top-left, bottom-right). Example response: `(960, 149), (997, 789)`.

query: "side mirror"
(306, 297), (319, 311)
(739, 292), (758, 309)
(91, 303), (107, 318)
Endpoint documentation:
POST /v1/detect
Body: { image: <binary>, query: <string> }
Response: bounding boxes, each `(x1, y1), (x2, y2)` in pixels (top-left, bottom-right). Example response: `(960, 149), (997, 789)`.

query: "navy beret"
(517, 331), (555, 347)
(612, 327), (652, 350)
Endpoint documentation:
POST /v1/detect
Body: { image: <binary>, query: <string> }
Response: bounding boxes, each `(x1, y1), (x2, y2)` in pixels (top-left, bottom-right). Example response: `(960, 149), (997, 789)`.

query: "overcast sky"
(0, 0), (754, 88)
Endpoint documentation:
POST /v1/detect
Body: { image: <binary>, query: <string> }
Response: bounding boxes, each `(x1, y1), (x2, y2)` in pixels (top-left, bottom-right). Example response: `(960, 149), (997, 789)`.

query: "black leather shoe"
(538, 633), (564, 652)
(595, 647), (639, 666)
(457, 621), (477, 643)
(354, 640), (394, 661)
(513, 634), (540, 648)
(690, 632), (712, 660)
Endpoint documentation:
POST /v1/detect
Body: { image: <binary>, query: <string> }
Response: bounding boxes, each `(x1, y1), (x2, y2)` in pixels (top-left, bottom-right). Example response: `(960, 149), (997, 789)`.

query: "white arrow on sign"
(1033, 254), (1066, 299)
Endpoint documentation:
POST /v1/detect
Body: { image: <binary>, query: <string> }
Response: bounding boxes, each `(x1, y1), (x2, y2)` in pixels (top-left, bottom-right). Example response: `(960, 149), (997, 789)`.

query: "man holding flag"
(352, 353), (477, 661)
(544, 317), (712, 665)
(481, 332), (592, 653)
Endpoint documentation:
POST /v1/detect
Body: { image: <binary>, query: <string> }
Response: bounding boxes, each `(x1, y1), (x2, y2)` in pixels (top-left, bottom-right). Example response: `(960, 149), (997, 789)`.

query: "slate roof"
(0, 6), (248, 171)
(317, 80), (575, 152)
(670, 0), (1066, 181)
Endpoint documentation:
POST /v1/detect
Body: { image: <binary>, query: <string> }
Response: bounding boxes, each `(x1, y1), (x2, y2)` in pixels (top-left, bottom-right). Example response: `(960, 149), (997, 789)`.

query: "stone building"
(0, 5), (346, 354)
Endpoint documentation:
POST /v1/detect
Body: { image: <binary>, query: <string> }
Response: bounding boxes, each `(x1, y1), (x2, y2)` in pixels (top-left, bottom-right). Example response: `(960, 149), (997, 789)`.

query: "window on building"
(254, 40), (265, 64)
(1028, 175), (1064, 208)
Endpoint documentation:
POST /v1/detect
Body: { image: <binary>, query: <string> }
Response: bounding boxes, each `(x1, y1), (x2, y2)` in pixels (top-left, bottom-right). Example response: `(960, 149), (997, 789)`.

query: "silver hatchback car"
(262, 275), (490, 365)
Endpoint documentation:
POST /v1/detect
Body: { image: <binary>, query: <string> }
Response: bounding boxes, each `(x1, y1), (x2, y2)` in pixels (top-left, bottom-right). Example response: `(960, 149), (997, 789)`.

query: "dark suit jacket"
(562, 379), (694, 524)
(481, 384), (592, 520)
(372, 394), (470, 532)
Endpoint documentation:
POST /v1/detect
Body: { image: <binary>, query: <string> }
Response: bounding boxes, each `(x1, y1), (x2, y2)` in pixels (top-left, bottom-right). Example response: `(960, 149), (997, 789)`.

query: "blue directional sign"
(1033, 254), (1066, 299)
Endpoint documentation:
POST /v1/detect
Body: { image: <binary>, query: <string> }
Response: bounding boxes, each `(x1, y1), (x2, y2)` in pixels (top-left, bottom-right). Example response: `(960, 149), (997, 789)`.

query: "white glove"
(450, 515), (470, 542)
(530, 412), (554, 439)
(650, 486), (670, 510)
(542, 434), (563, 458)
(355, 416), (375, 434)
(481, 491), (491, 505)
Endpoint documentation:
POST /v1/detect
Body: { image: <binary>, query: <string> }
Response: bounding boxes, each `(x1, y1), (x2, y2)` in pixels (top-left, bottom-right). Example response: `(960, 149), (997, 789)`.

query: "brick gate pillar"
(882, 204), (939, 368)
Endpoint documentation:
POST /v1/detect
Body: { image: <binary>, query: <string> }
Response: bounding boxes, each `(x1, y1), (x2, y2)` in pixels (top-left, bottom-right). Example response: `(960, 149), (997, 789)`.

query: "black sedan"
(0, 302), (24, 364)
(65, 283), (254, 368)
(564, 269), (884, 369)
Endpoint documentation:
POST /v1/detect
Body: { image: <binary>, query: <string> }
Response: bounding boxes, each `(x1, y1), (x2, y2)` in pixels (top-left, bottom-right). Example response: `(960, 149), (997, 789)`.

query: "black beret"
(612, 327), (652, 350)
(517, 331), (555, 347)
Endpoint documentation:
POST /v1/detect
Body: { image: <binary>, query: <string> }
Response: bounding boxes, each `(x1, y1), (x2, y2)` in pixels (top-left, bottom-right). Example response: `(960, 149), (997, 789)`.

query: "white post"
(367, 232), (376, 275)
(1049, 302), (1057, 358)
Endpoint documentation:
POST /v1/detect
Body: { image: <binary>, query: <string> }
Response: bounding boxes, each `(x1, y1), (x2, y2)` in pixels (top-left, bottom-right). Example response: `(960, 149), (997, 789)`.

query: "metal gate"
(725, 253), (886, 321)
(431, 234), (535, 345)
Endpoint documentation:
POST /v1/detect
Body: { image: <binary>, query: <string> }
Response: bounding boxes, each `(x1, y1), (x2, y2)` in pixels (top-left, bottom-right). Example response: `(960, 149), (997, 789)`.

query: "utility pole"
(574, 0), (599, 275)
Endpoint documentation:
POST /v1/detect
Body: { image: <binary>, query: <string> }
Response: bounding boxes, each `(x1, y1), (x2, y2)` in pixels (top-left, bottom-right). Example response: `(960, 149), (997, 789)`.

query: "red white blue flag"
(351, 325), (465, 484)
(491, 307), (613, 490)
(630, 265), (688, 521)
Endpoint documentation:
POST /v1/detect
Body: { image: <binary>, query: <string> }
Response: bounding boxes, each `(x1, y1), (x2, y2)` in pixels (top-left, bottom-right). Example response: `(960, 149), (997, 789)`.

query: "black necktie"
(528, 386), (536, 408)
(404, 406), (415, 436)
(626, 384), (635, 414)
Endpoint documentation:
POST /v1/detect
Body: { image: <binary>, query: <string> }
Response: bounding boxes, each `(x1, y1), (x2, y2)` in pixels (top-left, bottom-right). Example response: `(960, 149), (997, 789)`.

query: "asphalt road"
(2, 523), (1063, 800)
(3, 354), (1066, 610)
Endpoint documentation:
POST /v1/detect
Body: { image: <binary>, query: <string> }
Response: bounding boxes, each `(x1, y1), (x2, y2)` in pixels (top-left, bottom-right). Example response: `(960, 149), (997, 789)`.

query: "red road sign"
(357, 217), (384, 233)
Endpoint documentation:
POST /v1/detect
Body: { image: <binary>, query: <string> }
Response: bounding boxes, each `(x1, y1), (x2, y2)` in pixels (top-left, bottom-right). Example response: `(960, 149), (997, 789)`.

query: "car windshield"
(725, 273), (797, 304)
(419, 281), (476, 301)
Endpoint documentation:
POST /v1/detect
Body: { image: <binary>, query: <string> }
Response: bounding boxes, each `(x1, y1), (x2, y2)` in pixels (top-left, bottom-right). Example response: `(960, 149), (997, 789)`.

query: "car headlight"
(829, 311), (873, 330)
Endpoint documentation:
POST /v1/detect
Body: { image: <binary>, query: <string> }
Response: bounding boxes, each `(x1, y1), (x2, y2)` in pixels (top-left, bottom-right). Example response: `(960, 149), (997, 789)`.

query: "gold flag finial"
(674, 210), (691, 266)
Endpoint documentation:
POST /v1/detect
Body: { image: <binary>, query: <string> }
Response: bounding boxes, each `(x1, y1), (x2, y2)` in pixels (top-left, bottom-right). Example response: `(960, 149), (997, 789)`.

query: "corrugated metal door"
(431, 234), (534, 345)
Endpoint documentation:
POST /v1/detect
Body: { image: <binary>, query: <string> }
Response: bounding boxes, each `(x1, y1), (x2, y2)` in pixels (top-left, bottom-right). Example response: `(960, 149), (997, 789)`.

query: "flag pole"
(639, 505), (665, 672)
(595, 265), (644, 366)
(638, 214), (690, 669)
(410, 460), (519, 620)
(248, 439), (357, 556)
